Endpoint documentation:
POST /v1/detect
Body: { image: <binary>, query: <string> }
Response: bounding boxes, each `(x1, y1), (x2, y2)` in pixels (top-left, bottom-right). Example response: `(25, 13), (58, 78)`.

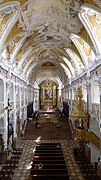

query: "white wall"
(90, 142), (100, 163)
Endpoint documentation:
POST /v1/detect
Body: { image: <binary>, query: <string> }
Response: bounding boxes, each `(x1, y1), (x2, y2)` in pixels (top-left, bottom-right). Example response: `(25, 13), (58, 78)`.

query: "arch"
(11, 33), (27, 64)
(69, 33), (95, 66)
(33, 75), (63, 88)
(22, 56), (37, 75)
(60, 63), (71, 79)
(17, 46), (33, 71)
(37, 49), (60, 60)
(78, 4), (101, 54)
(65, 48), (84, 71)
(26, 62), (37, 78)
(0, 2), (20, 53)
(26, 59), (66, 81)
(62, 57), (76, 76)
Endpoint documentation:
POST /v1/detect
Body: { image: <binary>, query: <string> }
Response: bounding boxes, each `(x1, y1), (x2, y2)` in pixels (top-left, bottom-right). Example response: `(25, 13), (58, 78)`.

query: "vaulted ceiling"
(0, 0), (101, 87)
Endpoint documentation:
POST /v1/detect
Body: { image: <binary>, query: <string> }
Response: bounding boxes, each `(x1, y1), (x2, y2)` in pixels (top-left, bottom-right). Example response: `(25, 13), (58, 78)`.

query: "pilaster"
(98, 77), (101, 162)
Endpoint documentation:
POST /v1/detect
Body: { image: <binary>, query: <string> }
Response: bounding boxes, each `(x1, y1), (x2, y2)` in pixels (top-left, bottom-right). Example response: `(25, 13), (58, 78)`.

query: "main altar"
(39, 81), (57, 109)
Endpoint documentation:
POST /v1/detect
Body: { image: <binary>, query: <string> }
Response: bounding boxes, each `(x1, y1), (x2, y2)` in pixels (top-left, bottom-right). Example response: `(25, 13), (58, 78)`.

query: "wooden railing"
(76, 128), (100, 149)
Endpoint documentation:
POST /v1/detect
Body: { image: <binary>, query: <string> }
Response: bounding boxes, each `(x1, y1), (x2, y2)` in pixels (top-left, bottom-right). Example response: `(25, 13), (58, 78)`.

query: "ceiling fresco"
(0, 0), (100, 87)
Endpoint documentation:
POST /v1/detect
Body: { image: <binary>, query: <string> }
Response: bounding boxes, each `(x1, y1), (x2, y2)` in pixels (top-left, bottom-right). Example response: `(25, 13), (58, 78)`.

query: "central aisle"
(12, 111), (84, 180)
(23, 111), (71, 140)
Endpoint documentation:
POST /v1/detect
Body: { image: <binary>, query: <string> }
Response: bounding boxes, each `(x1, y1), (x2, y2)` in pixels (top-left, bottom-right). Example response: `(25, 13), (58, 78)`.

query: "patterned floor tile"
(12, 139), (84, 180)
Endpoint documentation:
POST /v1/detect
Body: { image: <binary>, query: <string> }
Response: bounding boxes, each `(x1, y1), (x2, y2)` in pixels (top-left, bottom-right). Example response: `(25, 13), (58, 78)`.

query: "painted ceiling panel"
(65, 48), (84, 70)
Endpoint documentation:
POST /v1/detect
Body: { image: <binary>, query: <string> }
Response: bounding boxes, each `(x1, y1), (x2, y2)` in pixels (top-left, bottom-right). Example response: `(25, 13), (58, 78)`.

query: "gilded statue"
(70, 87), (89, 130)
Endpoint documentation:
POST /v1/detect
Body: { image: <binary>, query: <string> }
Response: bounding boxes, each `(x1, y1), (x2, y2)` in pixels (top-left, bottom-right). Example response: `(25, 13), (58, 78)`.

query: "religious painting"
(44, 88), (52, 100)
(39, 80), (57, 109)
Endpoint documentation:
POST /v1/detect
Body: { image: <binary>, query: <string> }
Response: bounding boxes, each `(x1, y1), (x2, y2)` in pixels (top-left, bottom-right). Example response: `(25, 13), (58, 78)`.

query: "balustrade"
(76, 128), (100, 148)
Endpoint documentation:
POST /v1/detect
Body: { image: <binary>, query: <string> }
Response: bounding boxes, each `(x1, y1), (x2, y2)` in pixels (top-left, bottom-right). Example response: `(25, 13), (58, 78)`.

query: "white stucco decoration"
(0, 2), (20, 53)
(61, 63), (71, 78)
(78, 4), (101, 55)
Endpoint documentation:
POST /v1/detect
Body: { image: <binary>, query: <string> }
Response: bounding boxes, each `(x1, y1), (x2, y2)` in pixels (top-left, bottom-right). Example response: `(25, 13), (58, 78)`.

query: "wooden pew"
(29, 174), (69, 180)
(36, 143), (61, 147)
(30, 169), (68, 175)
(33, 156), (64, 160)
(10, 157), (19, 163)
(32, 163), (67, 169)
(2, 163), (18, 170)
(34, 153), (63, 156)
(36, 146), (61, 150)
(35, 150), (63, 153)
(33, 160), (66, 164)
(0, 169), (14, 178)
(5, 160), (19, 167)
(36, 143), (61, 146)
(13, 148), (23, 153)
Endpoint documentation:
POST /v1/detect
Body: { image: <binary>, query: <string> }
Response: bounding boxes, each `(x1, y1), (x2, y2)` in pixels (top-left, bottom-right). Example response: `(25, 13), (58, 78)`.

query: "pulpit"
(70, 87), (89, 130)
